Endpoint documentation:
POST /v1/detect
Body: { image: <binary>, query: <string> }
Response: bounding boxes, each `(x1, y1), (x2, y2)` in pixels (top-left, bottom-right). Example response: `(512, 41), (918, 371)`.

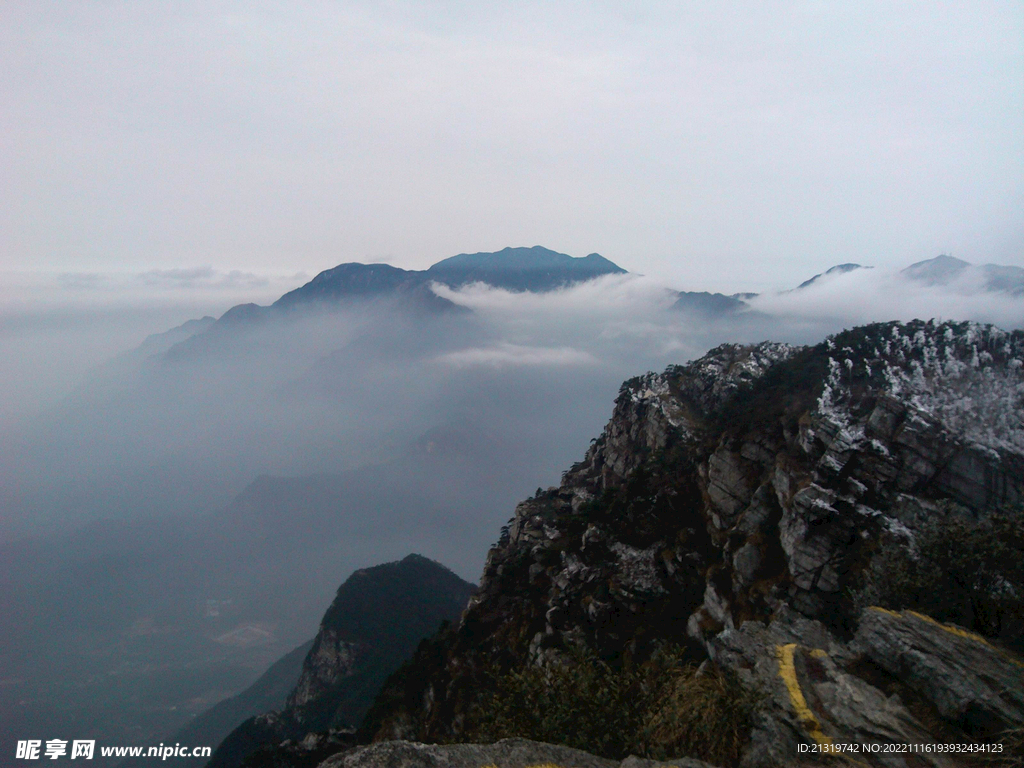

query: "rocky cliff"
(357, 320), (1024, 764)
(208, 555), (475, 768)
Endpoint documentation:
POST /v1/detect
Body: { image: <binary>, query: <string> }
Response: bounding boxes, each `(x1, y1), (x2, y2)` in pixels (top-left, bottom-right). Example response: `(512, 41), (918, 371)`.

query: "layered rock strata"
(359, 321), (1024, 764)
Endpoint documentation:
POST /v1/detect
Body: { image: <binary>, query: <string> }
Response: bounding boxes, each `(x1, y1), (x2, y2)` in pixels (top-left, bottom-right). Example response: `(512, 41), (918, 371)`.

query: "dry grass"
(982, 727), (1024, 768)
(643, 664), (758, 766)
(461, 648), (757, 767)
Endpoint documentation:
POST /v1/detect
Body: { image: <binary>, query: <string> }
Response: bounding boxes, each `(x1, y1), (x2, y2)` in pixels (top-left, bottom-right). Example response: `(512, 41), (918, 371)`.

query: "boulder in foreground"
(322, 738), (716, 768)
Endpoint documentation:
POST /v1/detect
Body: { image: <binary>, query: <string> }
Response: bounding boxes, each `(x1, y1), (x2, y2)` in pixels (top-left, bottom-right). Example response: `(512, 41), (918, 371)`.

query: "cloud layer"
(749, 266), (1024, 331)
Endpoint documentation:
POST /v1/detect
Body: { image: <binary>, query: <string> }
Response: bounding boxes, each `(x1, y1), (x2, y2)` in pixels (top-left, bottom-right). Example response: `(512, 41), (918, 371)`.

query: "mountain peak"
(901, 254), (972, 285)
(359, 320), (1024, 757)
(270, 247), (627, 309)
(902, 254), (1024, 296)
(429, 245), (575, 270)
(671, 290), (749, 316)
(426, 246), (626, 291)
(205, 554), (474, 768)
(581, 252), (622, 268)
(320, 554), (472, 636)
(915, 253), (971, 267)
(795, 262), (866, 290)
(273, 262), (420, 308)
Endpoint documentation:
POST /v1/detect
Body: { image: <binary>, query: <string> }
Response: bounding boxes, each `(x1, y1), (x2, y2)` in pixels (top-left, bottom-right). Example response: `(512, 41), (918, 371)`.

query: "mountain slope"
(207, 555), (475, 768)
(671, 291), (749, 316)
(269, 247), (624, 313)
(356, 320), (1024, 763)
(901, 254), (971, 286)
(154, 640), (313, 766)
(272, 263), (460, 314)
(794, 262), (866, 289)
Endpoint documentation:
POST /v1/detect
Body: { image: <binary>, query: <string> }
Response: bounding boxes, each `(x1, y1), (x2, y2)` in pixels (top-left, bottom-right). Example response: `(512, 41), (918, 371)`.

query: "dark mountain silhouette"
(670, 290), (749, 316)
(425, 247), (626, 292)
(274, 247), (625, 310)
(205, 555), (474, 768)
(273, 263), (458, 314)
(161, 247), (626, 360)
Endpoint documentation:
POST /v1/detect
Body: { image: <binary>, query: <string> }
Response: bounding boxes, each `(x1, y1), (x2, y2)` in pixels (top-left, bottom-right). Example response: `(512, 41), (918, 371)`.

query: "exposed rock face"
(709, 606), (1024, 767)
(854, 608), (1024, 736)
(359, 321), (1024, 763)
(322, 738), (715, 768)
(286, 631), (359, 710)
(207, 555), (474, 768)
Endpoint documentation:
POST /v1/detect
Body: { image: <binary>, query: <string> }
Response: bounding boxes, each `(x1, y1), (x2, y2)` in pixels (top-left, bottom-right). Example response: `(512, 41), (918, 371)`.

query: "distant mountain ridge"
(788, 254), (1024, 296)
(668, 254), (1023, 320)
(145, 251), (1023, 356)
(426, 247), (626, 292)
(275, 246), (626, 309)
(902, 253), (1024, 295)
(670, 290), (749, 316)
(901, 253), (970, 285)
(273, 263), (454, 313)
(159, 247), (626, 358)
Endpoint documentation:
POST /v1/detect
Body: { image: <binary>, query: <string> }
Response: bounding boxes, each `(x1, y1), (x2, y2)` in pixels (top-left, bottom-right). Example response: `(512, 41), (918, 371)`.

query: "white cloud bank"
(435, 342), (598, 369)
(749, 266), (1024, 331)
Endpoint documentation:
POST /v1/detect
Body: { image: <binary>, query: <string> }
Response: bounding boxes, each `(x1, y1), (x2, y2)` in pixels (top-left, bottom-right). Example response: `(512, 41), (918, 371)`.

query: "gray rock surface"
(703, 605), (1024, 767)
(287, 630), (359, 709)
(321, 739), (715, 768)
(350, 322), (1024, 766)
(710, 608), (962, 768)
(855, 607), (1024, 736)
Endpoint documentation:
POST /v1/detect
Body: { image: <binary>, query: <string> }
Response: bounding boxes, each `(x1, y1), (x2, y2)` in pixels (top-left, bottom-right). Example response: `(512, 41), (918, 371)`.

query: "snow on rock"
(819, 321), (1024, 455)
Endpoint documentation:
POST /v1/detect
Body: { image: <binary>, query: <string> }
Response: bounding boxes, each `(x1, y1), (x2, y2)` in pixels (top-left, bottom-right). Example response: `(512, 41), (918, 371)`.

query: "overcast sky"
(2, 1), (1022, 293)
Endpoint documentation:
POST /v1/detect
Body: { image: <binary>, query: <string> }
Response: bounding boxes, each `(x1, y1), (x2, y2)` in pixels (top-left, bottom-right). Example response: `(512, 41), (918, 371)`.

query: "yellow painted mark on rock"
(868, 607), (1024, 669)
(776, 643), (832, 747)
(906, 611), (1024, 669)
(907, 610), (993, 644)
(866, 605), (901, 619)
(810, 648), (828, 659)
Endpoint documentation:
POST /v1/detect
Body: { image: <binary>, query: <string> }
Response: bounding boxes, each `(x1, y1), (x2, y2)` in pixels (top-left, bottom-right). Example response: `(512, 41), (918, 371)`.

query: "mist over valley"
(1, 246), (1022, 758)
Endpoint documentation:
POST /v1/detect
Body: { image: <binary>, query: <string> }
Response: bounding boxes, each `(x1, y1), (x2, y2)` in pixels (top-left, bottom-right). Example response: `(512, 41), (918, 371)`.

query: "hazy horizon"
(3, 2), (1022, 293)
